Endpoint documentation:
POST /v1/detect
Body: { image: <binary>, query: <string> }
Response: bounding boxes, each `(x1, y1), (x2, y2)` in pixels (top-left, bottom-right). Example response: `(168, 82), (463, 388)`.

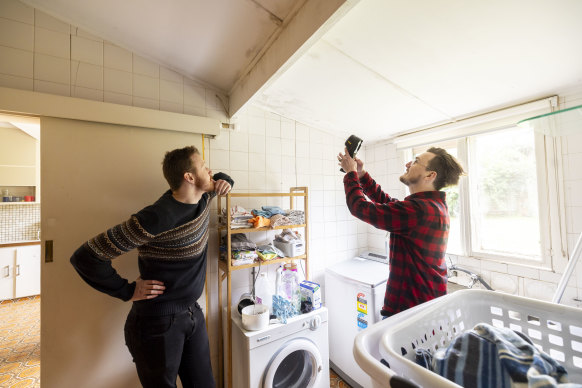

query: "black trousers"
(124, 302), (215, 388)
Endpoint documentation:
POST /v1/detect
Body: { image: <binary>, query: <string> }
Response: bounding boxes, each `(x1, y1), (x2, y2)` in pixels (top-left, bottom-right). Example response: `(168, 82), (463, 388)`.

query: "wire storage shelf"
(354, 289), (582, 388)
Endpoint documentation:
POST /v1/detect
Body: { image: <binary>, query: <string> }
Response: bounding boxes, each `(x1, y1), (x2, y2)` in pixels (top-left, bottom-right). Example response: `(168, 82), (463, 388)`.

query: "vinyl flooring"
(0, 295), (40, 388)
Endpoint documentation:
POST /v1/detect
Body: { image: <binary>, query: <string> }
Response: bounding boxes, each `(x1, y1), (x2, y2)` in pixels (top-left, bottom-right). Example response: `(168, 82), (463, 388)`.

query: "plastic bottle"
(275, 265), (283, 296)
(254, 272), (274, 314)
(279, 263), (301, 314)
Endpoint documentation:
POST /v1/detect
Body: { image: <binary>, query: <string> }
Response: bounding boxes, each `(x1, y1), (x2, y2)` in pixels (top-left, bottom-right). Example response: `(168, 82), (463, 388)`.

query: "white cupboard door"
(15, 245), (41, 298)
(0, 247), (16, 300)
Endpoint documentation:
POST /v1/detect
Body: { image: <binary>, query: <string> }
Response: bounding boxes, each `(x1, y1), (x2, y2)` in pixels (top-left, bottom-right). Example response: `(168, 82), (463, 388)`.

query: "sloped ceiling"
(19, 0), (582, 142)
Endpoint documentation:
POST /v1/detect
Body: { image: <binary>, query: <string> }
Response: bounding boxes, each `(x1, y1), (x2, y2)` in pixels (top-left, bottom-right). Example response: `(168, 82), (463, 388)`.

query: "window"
(469, 127), (541, 258)
(410, 125), (555, 267)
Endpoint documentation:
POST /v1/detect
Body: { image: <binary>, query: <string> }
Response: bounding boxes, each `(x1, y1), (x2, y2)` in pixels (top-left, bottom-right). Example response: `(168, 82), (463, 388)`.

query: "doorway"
(0, 114), (41, 386)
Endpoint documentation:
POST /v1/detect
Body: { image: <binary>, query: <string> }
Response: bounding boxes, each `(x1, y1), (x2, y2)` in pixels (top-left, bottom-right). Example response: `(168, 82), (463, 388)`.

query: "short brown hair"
(162, 146), (200, 191)
(426, 147), (465, 190)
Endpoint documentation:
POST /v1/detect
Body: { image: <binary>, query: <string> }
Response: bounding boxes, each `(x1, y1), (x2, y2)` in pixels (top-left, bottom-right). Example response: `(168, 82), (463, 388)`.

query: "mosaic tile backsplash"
(0, 204), (40, 242)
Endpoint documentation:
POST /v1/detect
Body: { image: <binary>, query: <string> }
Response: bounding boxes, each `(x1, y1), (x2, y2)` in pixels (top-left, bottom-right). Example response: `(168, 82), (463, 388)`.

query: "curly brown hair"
(426, 147), (465, 190)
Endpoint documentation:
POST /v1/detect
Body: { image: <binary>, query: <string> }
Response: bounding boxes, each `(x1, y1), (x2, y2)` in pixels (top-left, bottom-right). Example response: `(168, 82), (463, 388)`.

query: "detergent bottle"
(279, 263), (301, 314)
(254, 272), (274, 314)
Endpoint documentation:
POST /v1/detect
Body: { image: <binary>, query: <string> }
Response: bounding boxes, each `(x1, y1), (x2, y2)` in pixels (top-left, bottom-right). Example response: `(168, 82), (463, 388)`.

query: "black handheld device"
(340, 134), (363, 172)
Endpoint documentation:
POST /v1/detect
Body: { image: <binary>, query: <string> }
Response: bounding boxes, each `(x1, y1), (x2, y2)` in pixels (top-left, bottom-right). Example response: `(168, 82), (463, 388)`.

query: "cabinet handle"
(16, 264), (20, 276)
(3, 265), (9, 278)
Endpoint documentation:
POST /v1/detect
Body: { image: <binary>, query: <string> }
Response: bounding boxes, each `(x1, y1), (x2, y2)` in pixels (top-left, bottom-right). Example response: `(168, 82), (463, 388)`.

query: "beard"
(399, 172), (421, 186)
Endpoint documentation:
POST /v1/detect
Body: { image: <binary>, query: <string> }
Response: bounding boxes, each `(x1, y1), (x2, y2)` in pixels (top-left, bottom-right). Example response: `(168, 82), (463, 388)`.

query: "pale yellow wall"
(0, 127), (36, 186)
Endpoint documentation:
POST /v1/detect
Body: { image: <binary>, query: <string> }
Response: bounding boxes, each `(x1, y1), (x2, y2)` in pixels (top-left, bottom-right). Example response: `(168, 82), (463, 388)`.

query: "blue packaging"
(300, 280), (321, 310)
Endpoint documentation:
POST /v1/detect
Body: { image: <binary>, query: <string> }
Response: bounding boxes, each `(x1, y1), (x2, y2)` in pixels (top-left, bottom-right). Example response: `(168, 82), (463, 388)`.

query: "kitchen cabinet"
(216, 187), (309, 388)
(0, 243), (41, 300)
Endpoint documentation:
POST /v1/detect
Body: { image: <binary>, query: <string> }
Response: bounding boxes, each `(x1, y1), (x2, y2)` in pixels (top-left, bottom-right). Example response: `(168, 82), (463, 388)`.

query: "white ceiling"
(20, 0), (582, 142)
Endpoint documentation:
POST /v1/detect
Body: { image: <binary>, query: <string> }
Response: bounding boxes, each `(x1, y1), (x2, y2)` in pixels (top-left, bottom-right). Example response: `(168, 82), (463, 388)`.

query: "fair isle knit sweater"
(70, 173), (233, 316)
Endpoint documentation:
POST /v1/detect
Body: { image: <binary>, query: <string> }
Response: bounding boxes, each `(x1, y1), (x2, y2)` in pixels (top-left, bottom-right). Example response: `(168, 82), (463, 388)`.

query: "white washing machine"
(325, 252), (389, 388)
(226, 307), (329, 388)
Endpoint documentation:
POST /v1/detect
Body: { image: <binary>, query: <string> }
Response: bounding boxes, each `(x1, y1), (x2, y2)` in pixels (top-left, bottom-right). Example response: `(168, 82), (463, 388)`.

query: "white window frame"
(395, 96), (568, 271)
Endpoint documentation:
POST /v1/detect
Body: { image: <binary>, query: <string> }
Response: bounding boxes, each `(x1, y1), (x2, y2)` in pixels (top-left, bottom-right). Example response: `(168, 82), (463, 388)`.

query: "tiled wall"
(0, 0), (227, 120)
(206, 105), (370, 306)
(0, 203), (40, 242)
(366, 92), (582, 309)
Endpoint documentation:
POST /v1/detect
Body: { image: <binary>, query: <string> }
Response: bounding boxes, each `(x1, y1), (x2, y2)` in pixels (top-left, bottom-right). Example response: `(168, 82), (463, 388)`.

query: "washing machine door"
(262, 338), (323, 388)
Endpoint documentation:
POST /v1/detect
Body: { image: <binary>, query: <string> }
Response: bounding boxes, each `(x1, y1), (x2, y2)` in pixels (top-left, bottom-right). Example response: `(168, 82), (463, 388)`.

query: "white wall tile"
(104, 43), (132, 72)
(0, 0), (34, 24)
(34, 53), (69, 83)
(281, 139), (295, 156)
(229, 151), (248, 171)
(132, 96), (158, 110)
(132, 54), (159, 77)
(205, 90), (222, 110)
(281, 120), (295, 139)
(249, 152), (265, 172)
(209, 149), (229, 171)
(183, 82), (205, 108)
(72, 86), (102, 101)
(33, 79), (69, 96)
(104, 68), (132, 95)
(74, 27), (102, 42)
(296, 123), (309, 139)
(71, 35), (102, 65)
(209, 129), (229, 150)
(249, 116), (266, 136)
(160, 67), (183, 83)
(183, 104), (205, 117)
(159, 100), (183, 114)
(229, 171), (248, 191)
(229, 131), (248, 153)
(34, 27), (68, 58)
(266, 137), (281, 155)
(295, 141), (309, 158)
(490, 272), (518, 294)
(565, 180), (582, 207)
(266, 155), (282, 174)
(35, 9), (69, 33)
(0, 73), (33, 90)
(160, 79), (183, 104)
(71, 61), (102, 90)
(248, 133), (265, 154)
(104, 91), (132, 105)
(0, 18), (33, 51)
(506, 264), (539, 280)
(265, 118), (280, 137)
(248, 172), (266, 190)
(132, 74), (159, 99)
(523, 278), (556, 302)
(0, 46), (32, 77)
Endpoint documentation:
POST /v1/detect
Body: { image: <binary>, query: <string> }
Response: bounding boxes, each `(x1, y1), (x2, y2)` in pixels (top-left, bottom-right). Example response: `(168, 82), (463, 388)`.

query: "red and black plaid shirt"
(343, 171), (449, 317)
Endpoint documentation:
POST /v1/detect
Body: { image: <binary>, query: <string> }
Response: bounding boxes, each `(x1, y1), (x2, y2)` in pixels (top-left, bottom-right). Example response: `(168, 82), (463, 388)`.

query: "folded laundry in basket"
(420, 322), (578, 388)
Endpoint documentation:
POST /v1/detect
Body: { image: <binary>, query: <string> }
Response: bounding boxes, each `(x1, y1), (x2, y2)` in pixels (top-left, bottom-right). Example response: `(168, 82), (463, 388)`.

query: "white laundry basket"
(353, 289), (582, 388)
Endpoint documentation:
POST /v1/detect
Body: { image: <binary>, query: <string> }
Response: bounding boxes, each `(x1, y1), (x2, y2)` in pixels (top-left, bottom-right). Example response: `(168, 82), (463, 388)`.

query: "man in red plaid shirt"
(338, 147), (465, 317)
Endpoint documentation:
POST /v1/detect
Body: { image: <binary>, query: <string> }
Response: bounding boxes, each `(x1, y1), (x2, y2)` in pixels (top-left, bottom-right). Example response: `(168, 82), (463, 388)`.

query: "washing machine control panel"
(309, 315), (321, 331)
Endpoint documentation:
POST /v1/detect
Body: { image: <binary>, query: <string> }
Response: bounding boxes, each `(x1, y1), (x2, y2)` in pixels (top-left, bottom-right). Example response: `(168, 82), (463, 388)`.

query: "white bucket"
(241, 304), (270, 331)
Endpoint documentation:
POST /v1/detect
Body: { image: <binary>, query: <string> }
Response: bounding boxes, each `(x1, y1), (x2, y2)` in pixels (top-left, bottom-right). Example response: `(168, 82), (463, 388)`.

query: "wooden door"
(40, 117), (203, 388)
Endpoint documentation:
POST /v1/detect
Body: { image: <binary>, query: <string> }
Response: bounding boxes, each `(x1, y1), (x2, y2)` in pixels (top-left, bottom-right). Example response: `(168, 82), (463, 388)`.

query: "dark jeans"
(124, 302), (215, 388)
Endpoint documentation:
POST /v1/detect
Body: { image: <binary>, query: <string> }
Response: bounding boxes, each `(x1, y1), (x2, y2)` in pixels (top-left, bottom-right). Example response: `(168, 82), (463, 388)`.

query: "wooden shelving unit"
(217, 187), (309, 388)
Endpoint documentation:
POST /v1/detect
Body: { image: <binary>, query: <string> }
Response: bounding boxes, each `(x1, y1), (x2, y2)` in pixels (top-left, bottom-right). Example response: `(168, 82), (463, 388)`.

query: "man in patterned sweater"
(70, 145), (233, 388)
(338, 147), (464, 318)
